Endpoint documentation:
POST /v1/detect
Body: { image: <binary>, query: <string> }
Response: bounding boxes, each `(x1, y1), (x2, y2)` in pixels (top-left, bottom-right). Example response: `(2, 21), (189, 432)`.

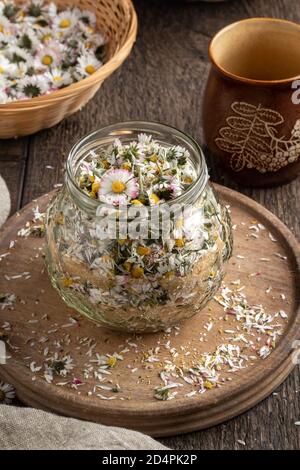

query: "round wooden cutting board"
(0, 184), (299, 437)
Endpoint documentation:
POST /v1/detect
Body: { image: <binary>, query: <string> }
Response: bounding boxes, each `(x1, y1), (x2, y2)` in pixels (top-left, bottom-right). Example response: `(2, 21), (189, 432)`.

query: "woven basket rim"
(0, 0), (137, 109)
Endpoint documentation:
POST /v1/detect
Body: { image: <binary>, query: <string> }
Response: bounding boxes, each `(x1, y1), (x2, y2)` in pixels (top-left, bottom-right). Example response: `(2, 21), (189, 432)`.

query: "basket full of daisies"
(0, 0), (137, 138)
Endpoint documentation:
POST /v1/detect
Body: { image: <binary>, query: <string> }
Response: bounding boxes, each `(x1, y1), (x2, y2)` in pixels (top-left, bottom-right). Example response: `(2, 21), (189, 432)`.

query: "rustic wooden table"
(0, 0), (299, 450)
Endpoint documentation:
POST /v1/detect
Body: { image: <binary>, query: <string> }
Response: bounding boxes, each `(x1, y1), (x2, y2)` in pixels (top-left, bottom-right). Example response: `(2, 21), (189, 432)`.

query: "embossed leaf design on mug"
(203, 18), (300, 187)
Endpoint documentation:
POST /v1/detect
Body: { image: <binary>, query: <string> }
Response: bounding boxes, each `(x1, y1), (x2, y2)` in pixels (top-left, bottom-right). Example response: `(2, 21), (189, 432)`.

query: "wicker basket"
(0, 0), (138, 139)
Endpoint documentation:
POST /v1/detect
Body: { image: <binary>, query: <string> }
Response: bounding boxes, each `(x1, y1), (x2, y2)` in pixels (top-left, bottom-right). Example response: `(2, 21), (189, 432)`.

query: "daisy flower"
(80, 9), (96, 27)
(0, 89), (9, 104)
(12, 60), (31, 79)
(138, 133), (153, 147)
(0, 14), (13, 35)
(0, 381), (15, 404)
(83, 32), (106, 54)
(64, 45), (80, 68)
(45, 67), (72, 88)
(36, 27), (56, 44)
(150, 175), (183, 201)
(17, 74), (48, 98)
(0, 31), (15, 47)
(47, 2), (57, 19)
(47, 354), (75, 377)
(54, 9), (78, 32)
(0, 53), (16, 76)
(182, 164), (197, 183)
(170, 177), (183, 198)
(1, 1), (18, 20)
(75, 52), (102, 77)
(0, 69), (8, 82)
(98, 169), (139, 205)
(79, 22), (96, 38)
(15, 8), (27, 24)
(34, 42), (63, 69)
(17, 27), (39, 51)
(6, 45), (31, 65)
(26, 0), (47, 19)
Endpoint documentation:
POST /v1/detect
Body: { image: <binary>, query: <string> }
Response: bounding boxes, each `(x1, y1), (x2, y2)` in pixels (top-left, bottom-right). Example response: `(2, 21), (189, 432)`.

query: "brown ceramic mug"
(203, 18), (300, 187)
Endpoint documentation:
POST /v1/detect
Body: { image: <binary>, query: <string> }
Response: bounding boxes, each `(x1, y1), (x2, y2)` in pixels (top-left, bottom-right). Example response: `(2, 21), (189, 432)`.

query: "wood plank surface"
(0, 0), (300, 450)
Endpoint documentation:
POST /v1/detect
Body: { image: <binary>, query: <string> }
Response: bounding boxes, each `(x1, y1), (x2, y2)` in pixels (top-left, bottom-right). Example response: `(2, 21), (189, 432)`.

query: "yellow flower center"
(42, 34), (52, 43)
(101, 159), (110, 169)
(0, 390), (5, 402)
(149, 154), (158, 162)
(123, 261), (132, 272)
(204, 380), (214, 389)
(62, 277), (74, 287)
(175, 217), (183, 229)
(85, 64), (96, 75)
(175, 238), (185, 248)
(53, 75), (62, 82)
(137, 246), (151, 256)
(0, 25), (3, 33)
(92, 181), (100, 193)
(164, 270), (175, 279)
(149, 193), (160, 204)
(122, 162), (131, 170)
(59, 18), (71, 28)
(107, 356), (117, 367)
(131, 199), (143, 205)
(111, 180), (126, 194)
(131, 265), (144, 278)
(0, 66), (4, 74)
(184, 176), (193, 184)
(42, 55), (53, 66)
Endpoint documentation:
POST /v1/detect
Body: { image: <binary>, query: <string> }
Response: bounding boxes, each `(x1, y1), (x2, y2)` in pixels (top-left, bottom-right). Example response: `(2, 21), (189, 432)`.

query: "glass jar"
(45, 122), (233, 332)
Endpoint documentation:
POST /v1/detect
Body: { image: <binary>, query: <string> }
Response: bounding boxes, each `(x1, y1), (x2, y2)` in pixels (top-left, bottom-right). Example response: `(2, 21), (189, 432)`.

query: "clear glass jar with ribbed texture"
(45, 122), (233, 332)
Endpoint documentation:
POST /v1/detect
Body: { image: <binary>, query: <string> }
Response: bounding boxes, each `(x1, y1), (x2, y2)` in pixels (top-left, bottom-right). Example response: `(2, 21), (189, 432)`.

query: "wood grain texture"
(0, 139), (29, 214)
(0, 0), (300, 450)
(0, 185), (299, 437)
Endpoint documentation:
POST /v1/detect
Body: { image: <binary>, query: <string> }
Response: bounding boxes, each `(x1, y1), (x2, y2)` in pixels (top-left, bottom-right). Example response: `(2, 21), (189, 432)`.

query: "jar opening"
(66, 121), (209, 214)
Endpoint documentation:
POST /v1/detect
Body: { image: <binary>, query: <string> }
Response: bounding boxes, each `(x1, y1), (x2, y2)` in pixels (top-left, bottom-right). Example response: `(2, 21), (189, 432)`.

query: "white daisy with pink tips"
(34, 42), (64, 70)
(45, 67), (72, 89)
(98, 168), (139, 206)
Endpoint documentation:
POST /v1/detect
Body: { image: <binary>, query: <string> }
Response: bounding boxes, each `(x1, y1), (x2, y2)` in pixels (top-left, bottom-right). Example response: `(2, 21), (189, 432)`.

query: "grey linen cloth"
(0, 175), (167, 450)
(0, 405), (167, 450)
